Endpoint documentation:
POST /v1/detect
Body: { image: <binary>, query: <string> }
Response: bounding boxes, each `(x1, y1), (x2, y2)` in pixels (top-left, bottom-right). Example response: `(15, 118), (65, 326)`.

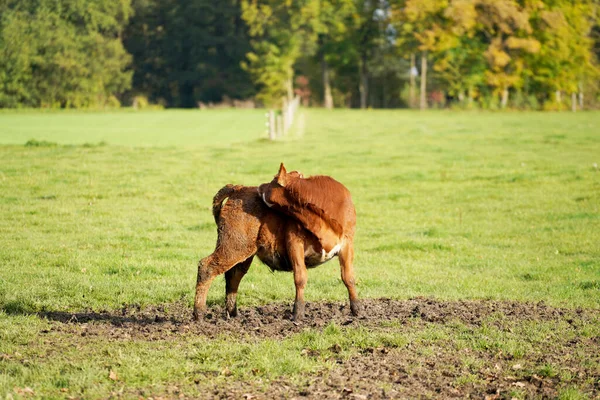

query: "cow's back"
(285, 175), (356, 239)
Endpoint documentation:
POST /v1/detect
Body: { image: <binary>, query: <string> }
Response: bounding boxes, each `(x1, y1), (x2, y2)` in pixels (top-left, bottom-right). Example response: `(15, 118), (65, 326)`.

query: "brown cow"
(193, 181), (359, 321)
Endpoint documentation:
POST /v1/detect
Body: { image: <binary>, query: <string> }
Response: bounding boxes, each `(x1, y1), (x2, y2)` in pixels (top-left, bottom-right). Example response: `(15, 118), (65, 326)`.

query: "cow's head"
(258, 163), (303, 208)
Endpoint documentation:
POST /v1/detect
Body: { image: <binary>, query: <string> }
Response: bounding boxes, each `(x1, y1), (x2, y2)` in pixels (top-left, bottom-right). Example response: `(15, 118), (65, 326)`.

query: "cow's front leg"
(287, 229), (307, 321)
(339, 241), (359, 316)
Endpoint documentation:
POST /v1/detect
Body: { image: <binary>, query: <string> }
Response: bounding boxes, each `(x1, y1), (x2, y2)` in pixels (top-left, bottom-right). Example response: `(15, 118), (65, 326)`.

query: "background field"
(0, 110), (599, 398)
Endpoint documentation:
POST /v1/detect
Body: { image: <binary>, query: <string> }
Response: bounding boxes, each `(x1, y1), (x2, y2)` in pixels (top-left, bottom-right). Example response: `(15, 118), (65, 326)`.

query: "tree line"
(1, 0), (598, 110)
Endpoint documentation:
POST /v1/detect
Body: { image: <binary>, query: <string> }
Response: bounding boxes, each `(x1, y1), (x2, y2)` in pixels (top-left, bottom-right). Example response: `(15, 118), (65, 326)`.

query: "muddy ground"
(40, 298), (599, 399)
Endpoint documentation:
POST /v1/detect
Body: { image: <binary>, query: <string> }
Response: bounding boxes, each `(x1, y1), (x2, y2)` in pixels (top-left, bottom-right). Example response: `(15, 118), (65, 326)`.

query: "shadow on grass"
(4, 298), (599, 344)
(1, 298), (223, 325)
(39, 309), (162, 326)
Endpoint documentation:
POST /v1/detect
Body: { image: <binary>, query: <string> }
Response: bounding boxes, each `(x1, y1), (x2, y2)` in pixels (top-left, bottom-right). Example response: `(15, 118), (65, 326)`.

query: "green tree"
(392, 0), (455, 109)
(241, 0), (322, 107)
(311, 0), (356, 109)
(0, 10), (35, 107)
(528, 0), (598, 110)
(474, 0), (540, 108)
(432, 0), (486, 106)
(0, 0), (133, 108)
(347, 0), (382, 109)
(296, 0), (383, 109)
(124, 0), (255, 108)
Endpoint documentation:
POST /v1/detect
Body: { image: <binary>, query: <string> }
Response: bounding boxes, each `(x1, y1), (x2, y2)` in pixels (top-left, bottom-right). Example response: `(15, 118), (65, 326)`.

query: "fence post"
(293, 96), (299, 123)
(287, 97), (295, 129)
(282, 98), (288, 135)
(276, 114), (283, 138)
(267, 110), (276, 140)
(265, 96), (300, 140)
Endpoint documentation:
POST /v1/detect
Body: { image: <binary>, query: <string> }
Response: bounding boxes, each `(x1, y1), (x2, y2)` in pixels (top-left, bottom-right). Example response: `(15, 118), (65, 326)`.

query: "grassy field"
(0, 109), (266, 147)
(0, 109), (599, 398)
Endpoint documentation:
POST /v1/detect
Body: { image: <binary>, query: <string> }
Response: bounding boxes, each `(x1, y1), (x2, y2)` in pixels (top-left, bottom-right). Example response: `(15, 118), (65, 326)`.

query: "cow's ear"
(276, 163), (287, 187)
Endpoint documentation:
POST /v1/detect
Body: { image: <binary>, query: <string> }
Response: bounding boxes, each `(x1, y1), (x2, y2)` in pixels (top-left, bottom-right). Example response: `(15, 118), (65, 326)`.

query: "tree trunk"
(555, 90), (562, 105)
(501, 88), (509, 109)
(409, 53), (416, 108)
(382, 77), (387, 108)
(468, 86), (474, 107)
(419, 52), (427, 110)
(571, 92), (577, 112)
(322, 52), (333, 109)
(578, 82), (584, 109)
(359, 55), (368, 109)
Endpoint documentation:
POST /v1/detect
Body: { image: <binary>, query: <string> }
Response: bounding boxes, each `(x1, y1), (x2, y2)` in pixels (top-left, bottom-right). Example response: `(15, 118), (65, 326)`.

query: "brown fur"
(193, 184), (359, 321)
(257, 163), (356, 252)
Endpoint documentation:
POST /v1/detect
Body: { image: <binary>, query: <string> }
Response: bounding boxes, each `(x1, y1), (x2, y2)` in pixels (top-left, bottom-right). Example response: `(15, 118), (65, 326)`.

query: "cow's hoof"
(192, 308), (202, 321)
(226, 307), (238, 319)
(350, 300), (360, 317)
(292, 302), (305, 321)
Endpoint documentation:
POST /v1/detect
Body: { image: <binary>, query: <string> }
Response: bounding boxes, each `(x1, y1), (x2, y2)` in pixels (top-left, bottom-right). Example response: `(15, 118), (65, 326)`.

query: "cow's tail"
(212, 184), (237, 225)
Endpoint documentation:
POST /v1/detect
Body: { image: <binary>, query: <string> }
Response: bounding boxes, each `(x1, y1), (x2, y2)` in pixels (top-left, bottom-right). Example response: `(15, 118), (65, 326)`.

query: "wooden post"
(268, 110), (276, 140)
(282, 98), (288, 135)
(571, 92), (577, 112)
(289, 96), (298, 127)
(276, 114), (283, 138)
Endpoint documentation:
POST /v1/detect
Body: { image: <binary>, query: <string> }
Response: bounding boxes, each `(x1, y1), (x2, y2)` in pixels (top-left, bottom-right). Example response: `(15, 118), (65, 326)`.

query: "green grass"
(0, 109), (599, 397)
(1, 109), (598, 312)
(0, 109), (266, 147)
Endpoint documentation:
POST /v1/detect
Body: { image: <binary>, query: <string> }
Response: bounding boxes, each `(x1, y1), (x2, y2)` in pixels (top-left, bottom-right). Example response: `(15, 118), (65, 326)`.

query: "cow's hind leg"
(225, 256), (253, 318)
(339, 241), (359, 316)
(193, 247), (254, 321)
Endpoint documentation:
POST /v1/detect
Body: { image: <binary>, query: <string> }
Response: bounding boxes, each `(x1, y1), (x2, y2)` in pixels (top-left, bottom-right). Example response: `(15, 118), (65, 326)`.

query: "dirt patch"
(212, 337), (599, 399)
(38, 298), (599, 399)
(40, 297), (595, 341)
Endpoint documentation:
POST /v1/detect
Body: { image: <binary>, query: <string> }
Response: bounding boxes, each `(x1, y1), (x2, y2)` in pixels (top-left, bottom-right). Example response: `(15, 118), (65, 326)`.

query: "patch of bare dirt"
(40, 297), (595, 341)
(39, 298), (599, 399)
(211, 338), (599, 399)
